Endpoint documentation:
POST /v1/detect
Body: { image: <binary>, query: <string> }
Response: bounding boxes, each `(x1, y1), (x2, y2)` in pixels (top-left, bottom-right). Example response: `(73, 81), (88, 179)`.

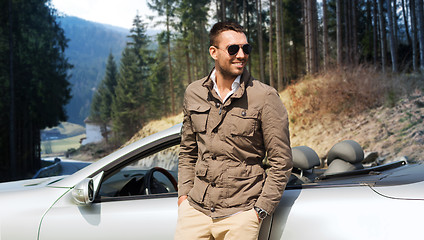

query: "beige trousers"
(174, 200), (262, 240)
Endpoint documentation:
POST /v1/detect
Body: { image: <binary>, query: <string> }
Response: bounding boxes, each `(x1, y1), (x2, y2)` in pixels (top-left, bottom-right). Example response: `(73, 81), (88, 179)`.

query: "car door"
(39, 143), (180, 240)
(39, 194), (178, 240)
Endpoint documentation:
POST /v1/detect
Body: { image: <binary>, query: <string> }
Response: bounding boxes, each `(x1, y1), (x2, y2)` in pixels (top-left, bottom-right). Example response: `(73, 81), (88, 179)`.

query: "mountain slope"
(58, 16), (128, 125)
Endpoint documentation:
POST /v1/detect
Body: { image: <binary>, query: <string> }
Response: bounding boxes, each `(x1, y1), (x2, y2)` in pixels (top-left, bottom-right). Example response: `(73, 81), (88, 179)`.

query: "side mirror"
(72, 171), (104, 205)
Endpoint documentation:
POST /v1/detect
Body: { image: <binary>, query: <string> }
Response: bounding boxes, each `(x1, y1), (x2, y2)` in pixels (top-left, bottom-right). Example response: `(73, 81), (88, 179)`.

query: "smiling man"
(175, 22), (293, 240)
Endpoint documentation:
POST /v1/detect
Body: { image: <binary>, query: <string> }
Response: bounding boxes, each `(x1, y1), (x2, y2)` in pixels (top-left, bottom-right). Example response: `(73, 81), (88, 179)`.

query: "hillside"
(58, 16), (129, 125)
(59, 17), (163, 125)
(125, 67), (424, 163)
(59, 17), (128, 125)
(280, 67), (423, 162)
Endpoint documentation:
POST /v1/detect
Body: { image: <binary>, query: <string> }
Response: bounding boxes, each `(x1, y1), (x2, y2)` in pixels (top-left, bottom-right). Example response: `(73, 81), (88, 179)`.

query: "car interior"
(288, 139), (408, 186)
(98, 145), (179, 199)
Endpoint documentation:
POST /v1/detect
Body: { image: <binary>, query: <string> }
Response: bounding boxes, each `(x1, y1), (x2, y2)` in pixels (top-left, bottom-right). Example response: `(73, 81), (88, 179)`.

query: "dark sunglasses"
(217, 44), (252, 56)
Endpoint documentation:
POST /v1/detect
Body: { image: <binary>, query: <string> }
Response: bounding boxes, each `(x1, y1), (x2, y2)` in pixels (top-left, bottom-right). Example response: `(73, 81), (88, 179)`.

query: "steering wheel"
(142, 167), (178, 195)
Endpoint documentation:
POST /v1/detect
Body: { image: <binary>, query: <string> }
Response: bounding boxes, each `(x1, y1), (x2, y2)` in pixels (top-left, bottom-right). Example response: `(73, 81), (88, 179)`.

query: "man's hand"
(178, 195), (188, 206)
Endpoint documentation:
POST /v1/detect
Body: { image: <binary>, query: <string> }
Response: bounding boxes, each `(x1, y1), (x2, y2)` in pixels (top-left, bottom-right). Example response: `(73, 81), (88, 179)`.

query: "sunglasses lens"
(227, 45), (240, 55)
(242, 44), (252, 54)
(226, 44), (252, 55)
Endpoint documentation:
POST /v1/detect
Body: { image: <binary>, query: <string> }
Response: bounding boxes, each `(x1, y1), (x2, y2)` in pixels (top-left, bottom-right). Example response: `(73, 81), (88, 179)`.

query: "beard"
(215, 62), (244, 80)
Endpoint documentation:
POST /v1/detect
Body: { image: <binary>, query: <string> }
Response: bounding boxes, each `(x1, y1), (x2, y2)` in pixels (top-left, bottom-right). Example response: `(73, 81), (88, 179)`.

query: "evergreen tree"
(112, 48), (143, 142)
(282, 0), (303, 79)
(174, 0), (210, 80)
(148, 0), (178, 115)
(112, 15), (151, 143)
(90, 53), (118, 142)
(90, 88), (102, 122)
(148, 32), (170, 119)
(100, 53), (119, 122)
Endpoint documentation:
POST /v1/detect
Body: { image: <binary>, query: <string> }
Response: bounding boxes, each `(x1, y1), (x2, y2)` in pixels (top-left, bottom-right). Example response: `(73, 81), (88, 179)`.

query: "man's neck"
(215, 70), (237, 92)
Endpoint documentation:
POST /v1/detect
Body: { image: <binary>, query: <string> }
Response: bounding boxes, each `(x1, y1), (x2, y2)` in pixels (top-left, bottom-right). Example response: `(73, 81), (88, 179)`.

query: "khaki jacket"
(178, 68), (292, 218)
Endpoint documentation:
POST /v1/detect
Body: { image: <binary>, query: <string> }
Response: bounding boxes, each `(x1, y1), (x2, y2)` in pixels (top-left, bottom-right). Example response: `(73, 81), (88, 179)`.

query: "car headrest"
(324, 159), (363, 175)
(292, 146), (321, 170)
(327, 140), (364, 165)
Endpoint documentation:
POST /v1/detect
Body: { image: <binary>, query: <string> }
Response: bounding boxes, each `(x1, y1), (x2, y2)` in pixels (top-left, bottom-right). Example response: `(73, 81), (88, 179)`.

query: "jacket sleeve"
(255, 88), (293, 214)
(178, 92), (198, 198)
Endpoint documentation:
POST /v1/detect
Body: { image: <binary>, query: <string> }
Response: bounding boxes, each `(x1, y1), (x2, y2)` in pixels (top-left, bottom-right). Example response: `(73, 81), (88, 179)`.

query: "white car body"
(0, 124), (423, 240)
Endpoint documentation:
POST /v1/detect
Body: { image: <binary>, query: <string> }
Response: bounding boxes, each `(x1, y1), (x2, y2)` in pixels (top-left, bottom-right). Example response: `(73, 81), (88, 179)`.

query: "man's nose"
(236, 47), (246, 58)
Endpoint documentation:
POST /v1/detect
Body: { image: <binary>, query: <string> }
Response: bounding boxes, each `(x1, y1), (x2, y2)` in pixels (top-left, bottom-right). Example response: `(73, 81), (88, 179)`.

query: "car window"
(98, 144), (179, 198)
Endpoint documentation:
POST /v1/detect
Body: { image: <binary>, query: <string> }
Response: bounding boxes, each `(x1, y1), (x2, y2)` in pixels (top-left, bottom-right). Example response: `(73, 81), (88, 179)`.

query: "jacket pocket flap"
(195, 161), (208, 177)
(227, 164), (264, 179)
(195, 167), (207, 177)
(188, 105), (211, 113)
(188, 105), (210, 133)
(230, 109), (258, 119)
(230, 109), (259, 136)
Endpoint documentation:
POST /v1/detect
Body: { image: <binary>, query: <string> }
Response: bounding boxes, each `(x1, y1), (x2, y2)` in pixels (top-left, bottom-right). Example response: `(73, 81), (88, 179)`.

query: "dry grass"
(283, 66), (424, 161)
(123, 113), (183, 147)
(281, 66), (410, 126)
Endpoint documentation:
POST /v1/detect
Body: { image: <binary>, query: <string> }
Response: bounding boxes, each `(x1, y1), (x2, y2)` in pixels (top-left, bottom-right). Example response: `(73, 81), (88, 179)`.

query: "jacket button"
(215, 102), (220, 108)
(211, 207), (215, 212)
(212, 128), (218, 133)
(211, 182), (216, 187)
(242, 110), (246, 116)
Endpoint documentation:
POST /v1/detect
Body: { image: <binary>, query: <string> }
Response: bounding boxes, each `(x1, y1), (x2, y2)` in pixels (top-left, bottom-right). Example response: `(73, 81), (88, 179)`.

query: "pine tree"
(90, 53), (118, 142)
(387, 0), (398, 72)
(100, 54), (119, 120)
(174, 0), (210, 82)
(148, 0), (178, 115)
(112, 48), (143, 142)
(149, 32), (170, 118)
(111, 15), (151, 143)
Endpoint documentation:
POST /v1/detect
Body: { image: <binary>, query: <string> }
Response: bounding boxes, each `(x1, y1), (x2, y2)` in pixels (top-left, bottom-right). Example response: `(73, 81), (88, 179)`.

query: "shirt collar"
(210, 69), (241, 103)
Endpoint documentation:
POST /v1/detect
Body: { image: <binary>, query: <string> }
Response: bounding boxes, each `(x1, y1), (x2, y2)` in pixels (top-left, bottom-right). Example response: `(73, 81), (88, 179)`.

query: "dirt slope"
(288, 92), (424, 162)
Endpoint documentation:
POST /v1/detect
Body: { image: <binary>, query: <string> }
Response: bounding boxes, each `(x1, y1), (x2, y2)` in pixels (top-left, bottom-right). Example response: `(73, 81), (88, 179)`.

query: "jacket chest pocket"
(189, 105), (210, 133)
(229, 109), (259, 137)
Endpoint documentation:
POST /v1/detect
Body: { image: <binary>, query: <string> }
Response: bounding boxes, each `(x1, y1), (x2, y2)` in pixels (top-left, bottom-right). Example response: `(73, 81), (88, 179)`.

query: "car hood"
(0, 177), (71, 239)
(0, 176), (65, 193)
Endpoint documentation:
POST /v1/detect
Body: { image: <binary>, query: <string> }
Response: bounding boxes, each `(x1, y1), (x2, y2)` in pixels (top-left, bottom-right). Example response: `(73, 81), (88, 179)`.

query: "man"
(175, 21), (292, 240)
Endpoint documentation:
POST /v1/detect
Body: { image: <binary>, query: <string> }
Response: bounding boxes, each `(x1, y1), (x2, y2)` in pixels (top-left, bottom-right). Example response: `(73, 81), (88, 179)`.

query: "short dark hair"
(209, 21), (245, 47)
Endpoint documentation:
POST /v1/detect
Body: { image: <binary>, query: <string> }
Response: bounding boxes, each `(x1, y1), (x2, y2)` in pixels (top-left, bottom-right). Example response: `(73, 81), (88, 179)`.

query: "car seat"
(289, 146), (321, 184)
(324, 140), (364, 176)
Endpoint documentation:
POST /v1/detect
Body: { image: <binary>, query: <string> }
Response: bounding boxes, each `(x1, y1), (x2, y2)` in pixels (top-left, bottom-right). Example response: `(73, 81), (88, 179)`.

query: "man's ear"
(209, 46), (218, 60)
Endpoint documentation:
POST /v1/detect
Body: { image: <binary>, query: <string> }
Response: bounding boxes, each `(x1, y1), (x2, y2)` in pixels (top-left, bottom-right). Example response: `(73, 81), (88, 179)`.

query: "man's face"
(209, 30), (249, 78)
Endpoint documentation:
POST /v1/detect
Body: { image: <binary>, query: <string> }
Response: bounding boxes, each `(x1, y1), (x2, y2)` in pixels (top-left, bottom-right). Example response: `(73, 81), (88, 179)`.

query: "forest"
(1, 0), (424, 181)
(90, 0), (424, 147)
(0, 0), (71, 181)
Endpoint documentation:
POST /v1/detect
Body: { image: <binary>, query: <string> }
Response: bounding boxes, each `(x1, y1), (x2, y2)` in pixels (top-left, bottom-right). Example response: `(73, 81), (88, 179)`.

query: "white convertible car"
(1, 124), (423, 239)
